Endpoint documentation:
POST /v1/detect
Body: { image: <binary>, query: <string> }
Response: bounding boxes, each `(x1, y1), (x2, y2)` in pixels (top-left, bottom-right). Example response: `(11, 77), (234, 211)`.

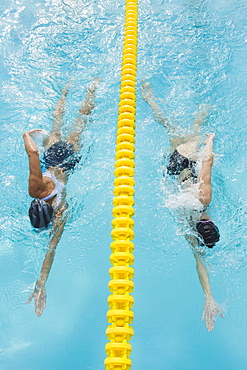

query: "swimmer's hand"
(25, 129), (43, 136)
(27, 280), (47, 317)
(202, 294), (223, 331)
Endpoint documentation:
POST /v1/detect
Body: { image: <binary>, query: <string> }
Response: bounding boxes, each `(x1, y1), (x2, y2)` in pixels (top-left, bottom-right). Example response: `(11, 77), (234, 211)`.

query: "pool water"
(1, 0), (247, 369)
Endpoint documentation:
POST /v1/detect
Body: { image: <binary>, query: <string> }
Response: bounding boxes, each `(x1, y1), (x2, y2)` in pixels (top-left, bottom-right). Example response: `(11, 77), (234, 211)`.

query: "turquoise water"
(1, 0), (247, 369)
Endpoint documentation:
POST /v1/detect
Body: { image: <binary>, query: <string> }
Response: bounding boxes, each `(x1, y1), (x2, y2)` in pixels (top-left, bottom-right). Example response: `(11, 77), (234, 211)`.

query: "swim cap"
(29, 199), (53, 229)
(196, 219), (220, 248)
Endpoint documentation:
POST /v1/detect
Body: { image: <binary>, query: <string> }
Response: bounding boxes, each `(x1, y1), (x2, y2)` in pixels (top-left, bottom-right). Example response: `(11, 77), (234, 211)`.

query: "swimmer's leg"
(142, 81), (177, 134)
(65, 78), (100, 152)
(43, 83), (70, 149)
(176, 105), (211, 156)
(178, 105), (211, 150)
(191, 104), (211, 135)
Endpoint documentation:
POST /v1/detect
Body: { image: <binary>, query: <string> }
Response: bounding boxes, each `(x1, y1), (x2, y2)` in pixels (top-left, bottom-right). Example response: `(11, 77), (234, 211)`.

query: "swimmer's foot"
(141, 81), (153, 103)
(79, 78), (100, 115)
(62, 80), (73, 96)
(88, 77), (100, 93)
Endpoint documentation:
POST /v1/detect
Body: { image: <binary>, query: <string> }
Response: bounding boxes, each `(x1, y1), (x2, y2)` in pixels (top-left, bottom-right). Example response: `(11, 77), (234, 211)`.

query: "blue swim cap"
(29, 199), (53, 229)
(196, 219), (220, 248)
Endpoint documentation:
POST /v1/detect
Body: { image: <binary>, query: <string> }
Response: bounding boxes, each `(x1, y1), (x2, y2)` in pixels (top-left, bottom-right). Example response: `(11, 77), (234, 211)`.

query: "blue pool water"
(1, 0), (247, 369)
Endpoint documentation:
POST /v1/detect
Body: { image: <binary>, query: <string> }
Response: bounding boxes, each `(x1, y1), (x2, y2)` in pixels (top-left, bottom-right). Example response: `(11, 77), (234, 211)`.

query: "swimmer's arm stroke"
(23, 129), (45, 198)
(194, 253), (223, 331)
(198, 133), (215, 207)
(27, 198), (68, 317)
(185, 234), (223, 331)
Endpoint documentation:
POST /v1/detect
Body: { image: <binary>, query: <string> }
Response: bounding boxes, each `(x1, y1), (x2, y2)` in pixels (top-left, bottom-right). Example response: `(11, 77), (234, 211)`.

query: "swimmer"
(23, 78), (99, 316)
(142, 81), (222, 331)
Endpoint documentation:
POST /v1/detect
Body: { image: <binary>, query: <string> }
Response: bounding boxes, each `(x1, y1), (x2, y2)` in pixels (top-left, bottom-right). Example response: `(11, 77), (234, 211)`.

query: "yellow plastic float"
(105, 0), (138, 369)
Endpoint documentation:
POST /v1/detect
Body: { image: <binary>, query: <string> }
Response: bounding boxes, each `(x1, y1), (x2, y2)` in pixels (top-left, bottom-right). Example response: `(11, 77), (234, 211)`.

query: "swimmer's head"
(29, 199), (53, 229)
(196, 219), (220, 248)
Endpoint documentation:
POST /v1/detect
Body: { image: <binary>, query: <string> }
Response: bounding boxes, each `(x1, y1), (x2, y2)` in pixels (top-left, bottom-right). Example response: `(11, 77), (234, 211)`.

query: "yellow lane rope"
(105, 1), (138, 369)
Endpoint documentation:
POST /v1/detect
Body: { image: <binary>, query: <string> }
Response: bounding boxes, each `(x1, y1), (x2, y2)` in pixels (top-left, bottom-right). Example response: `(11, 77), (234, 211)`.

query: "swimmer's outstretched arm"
(142, 81), (176, 133)
(185, 233), (223, 331)
(27, 203), (68, 317)
(194, 253), (223, 331)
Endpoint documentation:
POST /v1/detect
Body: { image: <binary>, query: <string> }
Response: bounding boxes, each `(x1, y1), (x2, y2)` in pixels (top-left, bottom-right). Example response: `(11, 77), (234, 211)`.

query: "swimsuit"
(43, 141), (81, 174)
(39, 141), (80, 209)
(40, 170), (65, 209)
(40, 141), (80, 208)
(166, 149), (197, 181)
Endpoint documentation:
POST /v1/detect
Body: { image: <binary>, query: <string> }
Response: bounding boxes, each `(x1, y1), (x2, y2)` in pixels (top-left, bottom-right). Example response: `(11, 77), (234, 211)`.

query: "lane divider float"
(105, 1), (138, 369)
